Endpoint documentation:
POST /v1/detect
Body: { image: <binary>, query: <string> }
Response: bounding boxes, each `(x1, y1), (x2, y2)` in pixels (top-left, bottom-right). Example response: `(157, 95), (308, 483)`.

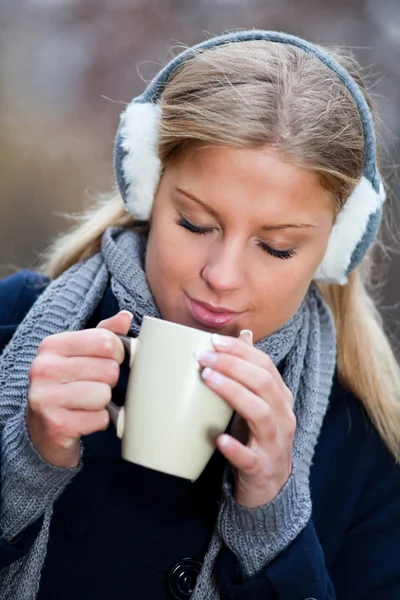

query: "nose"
(201, 240), (245, 294)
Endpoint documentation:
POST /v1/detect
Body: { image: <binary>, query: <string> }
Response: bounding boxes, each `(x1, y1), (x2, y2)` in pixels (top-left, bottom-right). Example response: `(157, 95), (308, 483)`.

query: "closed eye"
(258, 241), (297, 260)
(177, 215), (297, 260)
(176, 215), (215, 235)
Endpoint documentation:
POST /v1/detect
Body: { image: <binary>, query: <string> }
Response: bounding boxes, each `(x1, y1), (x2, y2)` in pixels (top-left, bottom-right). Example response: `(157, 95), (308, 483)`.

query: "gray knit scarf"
(0, 227), (336, 599)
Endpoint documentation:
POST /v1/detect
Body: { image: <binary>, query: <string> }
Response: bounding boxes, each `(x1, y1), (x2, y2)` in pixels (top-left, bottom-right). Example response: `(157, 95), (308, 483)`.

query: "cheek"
(146, 224), (200, 296)
(270, 240), (328, 315)
(293, 233), (332, 284)
(251, 252), (319, 328)
(261, 265), (309, 306)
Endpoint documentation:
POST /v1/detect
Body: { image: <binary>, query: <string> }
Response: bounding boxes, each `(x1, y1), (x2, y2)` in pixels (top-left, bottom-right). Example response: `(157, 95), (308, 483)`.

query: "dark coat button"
(166, 558), (202, 599)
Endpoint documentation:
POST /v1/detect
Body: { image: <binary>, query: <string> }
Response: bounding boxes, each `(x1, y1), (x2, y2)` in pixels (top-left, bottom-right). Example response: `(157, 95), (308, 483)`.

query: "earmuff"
(114, 30), (386, 285)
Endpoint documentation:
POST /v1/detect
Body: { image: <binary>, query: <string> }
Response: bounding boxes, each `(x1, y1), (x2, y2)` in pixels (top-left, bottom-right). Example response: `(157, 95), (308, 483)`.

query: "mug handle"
(106, 335), (139, 439)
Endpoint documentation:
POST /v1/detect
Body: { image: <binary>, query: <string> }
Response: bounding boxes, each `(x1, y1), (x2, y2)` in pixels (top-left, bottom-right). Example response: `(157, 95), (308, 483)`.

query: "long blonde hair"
(41, 40), (400, 461)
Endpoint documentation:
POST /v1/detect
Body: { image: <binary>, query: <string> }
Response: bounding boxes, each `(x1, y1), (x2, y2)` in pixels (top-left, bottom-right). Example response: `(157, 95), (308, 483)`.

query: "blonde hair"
(41, 40), (400, 461)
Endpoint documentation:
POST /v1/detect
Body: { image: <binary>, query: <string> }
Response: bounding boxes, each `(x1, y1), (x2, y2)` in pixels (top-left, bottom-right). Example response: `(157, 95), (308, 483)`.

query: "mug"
(107, 316), (234, 481)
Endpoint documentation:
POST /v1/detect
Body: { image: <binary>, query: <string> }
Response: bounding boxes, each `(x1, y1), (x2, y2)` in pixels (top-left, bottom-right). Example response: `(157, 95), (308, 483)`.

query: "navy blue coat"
(0, 270), (400, 600)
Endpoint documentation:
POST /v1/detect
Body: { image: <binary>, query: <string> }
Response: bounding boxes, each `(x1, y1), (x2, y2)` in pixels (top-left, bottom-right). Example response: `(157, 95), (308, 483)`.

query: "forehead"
(166, 145), (333, 223)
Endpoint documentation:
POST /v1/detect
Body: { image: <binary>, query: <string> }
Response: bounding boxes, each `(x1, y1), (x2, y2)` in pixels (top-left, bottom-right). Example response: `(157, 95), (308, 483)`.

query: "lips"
(185, 295), (245, 328)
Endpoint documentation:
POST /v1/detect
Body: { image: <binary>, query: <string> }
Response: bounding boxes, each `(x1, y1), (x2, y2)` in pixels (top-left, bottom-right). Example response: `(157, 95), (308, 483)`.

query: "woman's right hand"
(26, 310), (133, 468)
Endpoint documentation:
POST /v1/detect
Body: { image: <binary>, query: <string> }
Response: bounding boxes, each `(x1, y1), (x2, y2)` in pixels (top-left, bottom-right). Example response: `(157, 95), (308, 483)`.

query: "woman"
(0, 30), (399, 600)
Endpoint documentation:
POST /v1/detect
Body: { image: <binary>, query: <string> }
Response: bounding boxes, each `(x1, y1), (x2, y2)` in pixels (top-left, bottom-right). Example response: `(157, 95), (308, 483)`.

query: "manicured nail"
(201, 367), (225, 388)
(239, 329), (253, 344)
(219, 434), (232, 448)
(194, 350), (217, 365)
(211, 334), (233, 349)
(120, 310), (134, 320)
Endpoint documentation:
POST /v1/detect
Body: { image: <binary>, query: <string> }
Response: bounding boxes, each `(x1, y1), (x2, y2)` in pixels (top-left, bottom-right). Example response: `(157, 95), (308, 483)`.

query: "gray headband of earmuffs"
(114, 30), (386, 284)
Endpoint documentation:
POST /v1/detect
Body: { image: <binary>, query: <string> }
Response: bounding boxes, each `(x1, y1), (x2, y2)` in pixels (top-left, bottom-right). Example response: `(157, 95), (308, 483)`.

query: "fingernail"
(211, 334), (233, 348)
(239, 329), (253, 344)
(219, 434), (232, 448)
(194, 350), (217, 365)
(120, 310), (134, 320)
(201, 367), (225, 388)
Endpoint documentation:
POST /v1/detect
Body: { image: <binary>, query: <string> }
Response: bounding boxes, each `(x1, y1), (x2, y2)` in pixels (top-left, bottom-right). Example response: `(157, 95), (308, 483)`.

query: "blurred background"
(1, 0), (399, 337)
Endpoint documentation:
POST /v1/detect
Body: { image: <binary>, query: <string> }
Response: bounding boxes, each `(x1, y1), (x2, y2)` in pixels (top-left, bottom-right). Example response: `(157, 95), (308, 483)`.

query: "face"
(145, 146), (334, 342)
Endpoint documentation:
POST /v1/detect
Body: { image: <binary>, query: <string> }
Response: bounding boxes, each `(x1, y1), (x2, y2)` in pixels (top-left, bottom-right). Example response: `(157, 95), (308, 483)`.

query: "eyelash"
(176, 216), (297, 260)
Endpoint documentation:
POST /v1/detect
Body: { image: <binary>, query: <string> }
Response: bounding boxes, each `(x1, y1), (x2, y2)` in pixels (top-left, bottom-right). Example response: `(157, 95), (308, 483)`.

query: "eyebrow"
(175, 187), (220, 220)
(174, 187), (315, 231)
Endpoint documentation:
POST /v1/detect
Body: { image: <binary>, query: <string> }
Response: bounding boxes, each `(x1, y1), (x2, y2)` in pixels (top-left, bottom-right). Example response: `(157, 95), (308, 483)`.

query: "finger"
(202, 367), (279, 442)
(29, 381), (113, 412)
(30, 355), (120, 387)
(217, 434), (259, 473)
(64, 381), (113, 410)
(75, 409), (110, 436)
(52, 408), (111, 440)
(239, 329), (254, 346)
(96, 310), (134, 363)
(196, 350), (290, 412)
(96, 310), (133, 335)
(38, 328), (126, 364)
(212, 334), (290, 400)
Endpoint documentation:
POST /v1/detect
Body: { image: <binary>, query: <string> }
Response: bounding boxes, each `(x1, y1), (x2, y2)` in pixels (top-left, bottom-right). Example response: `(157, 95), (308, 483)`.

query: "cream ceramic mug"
(107, 316), (234, 481)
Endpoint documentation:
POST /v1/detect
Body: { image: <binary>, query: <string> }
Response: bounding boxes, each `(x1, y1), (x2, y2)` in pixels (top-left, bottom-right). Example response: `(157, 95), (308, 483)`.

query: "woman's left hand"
(196, 331), (296, 508)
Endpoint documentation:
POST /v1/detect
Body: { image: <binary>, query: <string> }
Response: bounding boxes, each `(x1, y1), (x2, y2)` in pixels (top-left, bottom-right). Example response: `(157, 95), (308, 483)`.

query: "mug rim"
(142, 315), (212, 337)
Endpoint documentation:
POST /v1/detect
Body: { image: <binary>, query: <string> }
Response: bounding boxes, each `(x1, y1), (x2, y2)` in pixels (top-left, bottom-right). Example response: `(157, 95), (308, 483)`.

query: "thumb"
(96, 310), (133, 336)
(239, 329), (254, 346)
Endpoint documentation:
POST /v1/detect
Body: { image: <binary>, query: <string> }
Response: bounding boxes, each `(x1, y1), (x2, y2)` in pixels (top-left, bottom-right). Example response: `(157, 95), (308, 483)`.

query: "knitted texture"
(191, 276), (336, 597)
(0, 228), (336, 599)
